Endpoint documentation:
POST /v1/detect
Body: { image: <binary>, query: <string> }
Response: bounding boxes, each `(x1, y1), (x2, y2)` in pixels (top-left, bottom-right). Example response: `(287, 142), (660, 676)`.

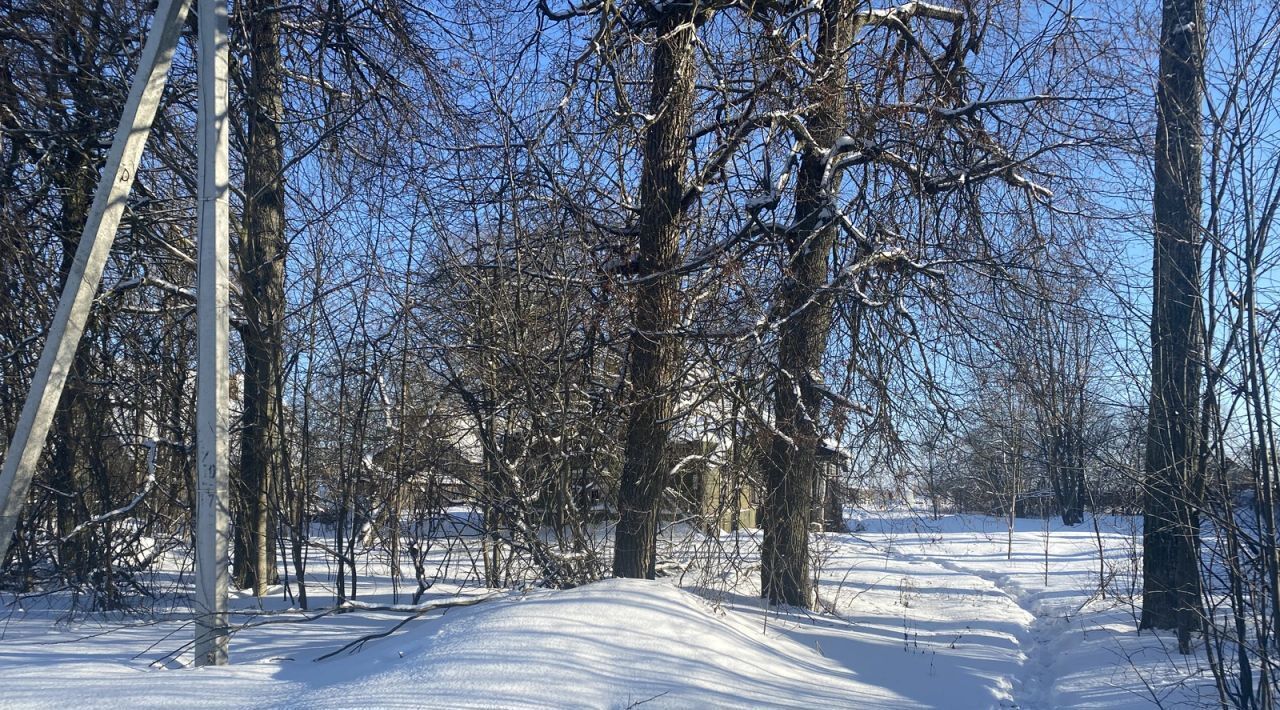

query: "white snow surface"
(0, 513), (1218, 708)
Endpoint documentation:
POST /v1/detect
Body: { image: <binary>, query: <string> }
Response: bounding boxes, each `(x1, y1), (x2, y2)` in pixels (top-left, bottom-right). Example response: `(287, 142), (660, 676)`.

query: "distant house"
(370, 423), (485, 508)
(816, 440), (850, 532)
(666, 378), (850, 534)
(667, 436), (757, 533)
(665, 432), (848, 534)
(398, 388), (848, 535)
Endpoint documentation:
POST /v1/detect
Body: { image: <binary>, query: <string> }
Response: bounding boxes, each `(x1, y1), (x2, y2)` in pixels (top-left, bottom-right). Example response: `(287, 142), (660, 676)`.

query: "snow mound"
(289, 578), (904, 708)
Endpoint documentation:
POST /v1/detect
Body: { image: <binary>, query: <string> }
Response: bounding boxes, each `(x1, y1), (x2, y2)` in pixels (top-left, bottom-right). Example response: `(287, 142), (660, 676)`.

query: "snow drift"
(285, 578), (904, 708)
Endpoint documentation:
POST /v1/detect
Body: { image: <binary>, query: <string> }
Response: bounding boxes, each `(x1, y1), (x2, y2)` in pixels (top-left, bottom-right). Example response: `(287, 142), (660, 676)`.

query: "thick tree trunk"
(612, 8), (698, 580)
(1069, 429), (1086, 526)
(234, 0), (286, 595)
(1141, 0), (1206, 654)
(760, 1), (854, 608)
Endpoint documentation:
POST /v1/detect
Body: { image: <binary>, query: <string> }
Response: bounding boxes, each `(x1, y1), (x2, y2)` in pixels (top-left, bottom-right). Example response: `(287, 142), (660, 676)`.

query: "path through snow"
(929, 551), (1071, 707)
(823, 513), (1216, 709)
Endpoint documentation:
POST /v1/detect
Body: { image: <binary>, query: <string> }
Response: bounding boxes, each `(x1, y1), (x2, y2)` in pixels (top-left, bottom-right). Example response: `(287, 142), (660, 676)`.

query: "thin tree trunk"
(50, 3), (104, 587)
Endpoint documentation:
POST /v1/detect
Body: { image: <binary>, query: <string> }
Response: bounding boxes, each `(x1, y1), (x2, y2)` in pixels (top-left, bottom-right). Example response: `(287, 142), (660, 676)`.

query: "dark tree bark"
(234, 0), (287, 595)
(612, 6), (699, 580)
(1141, 0), (1206, 653)
(48, 1), (108, 589)
(759, 0), (854, 608)
(50, 159), (97, 584)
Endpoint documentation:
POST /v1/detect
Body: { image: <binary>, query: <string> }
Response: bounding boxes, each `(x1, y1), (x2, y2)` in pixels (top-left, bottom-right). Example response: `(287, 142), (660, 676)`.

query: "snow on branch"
(57, 438), (160, 544)
(860, 1), (964, 25)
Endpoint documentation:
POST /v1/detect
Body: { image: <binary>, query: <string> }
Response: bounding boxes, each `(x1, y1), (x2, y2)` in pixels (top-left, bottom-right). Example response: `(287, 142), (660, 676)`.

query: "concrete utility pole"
(194, 0), (232, 667)
(0, 0), (232, 667)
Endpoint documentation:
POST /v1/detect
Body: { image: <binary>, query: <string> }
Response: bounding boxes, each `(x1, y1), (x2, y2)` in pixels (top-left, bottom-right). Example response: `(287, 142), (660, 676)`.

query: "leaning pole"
(0, 0), (232, 667)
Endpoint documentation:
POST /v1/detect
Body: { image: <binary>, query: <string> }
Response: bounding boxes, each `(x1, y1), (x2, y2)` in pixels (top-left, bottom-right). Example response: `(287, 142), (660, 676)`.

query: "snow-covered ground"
(0, 513), (1218, 708)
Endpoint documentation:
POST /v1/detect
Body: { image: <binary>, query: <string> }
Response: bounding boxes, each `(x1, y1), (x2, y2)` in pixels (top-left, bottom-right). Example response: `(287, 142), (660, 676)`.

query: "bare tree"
(232, 0), (286, 596)
(1141, 0), (1207, 653)
(608, 2), (703, 580)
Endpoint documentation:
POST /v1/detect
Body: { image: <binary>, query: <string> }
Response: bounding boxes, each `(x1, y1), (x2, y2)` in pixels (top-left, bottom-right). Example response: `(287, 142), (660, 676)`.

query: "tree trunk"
(50, 2), (105, 588)
(234, 0), (286, 595)
(1141, 0), (1206, 654)
(760, 0), (854, 608)
(612, 7), (698, 580)
(51, 190), (95, 585)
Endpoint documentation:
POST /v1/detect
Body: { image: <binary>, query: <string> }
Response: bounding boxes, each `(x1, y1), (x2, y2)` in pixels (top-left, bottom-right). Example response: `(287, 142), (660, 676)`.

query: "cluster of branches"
(0, 0), (1110, 606)
(1175, 0), (1280, 704)
(918, 285), (1135, 525)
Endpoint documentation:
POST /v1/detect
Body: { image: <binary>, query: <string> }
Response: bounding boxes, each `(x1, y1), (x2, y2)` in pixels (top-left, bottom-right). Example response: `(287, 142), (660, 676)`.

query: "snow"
(826, 513), (1214, 708)
(0, 581), (896, 708)
(0, 513), (1220, 708)
(295, 580), (903, 709)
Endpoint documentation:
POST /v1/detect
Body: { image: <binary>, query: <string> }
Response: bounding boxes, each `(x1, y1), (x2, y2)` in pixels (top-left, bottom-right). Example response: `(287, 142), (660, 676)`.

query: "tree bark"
(760, 0), (854, 608)
(1141, 0), (1206, 654)
(612, 7), (698, 580)
(50, 0), (106, 588)
(51, 158), (96, 585)
(234, 0), (286, 595)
